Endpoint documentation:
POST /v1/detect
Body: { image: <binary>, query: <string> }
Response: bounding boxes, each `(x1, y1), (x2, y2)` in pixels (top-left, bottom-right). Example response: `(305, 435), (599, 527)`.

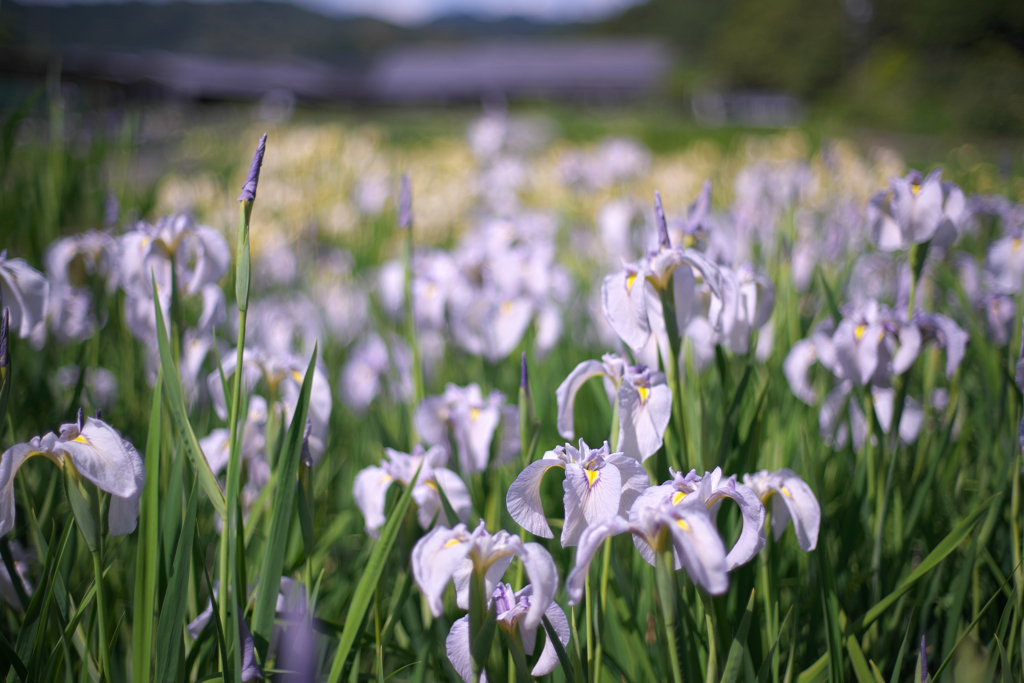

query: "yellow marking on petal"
(443, 538), (463, 549)
(292, 370), (304, 384)
(471, 407), (481, 420)
(584, 469), (600, 488)
(672, 491), (687, 506)
(501, 301), (514, 316)
(637, 386), (650, 404)
(1014, 238), (1022, 253)
(854, 324), (866, 341)
(676, 519), (690, 532)
(141, 236), (151, 249)
(911, 183), (921, 196)
(424, 480), (438, 492)
(781, 486), (792, 499)
(73, 435), (89, 444)
(682, 234), (695, 248)
(626, 274), (637, 292)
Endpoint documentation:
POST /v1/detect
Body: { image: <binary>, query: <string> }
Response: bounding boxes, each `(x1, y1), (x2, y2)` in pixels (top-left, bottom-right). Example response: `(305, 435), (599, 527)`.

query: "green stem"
(503, 629), (532, 683)
(594, 539), (612, 683)
(655, 544), (684, 683)
(404, 222), (423, 444)
(585, 575), (594, 681)
(469, 569), (488, 683)
(89, 486), (111, 683)
(658, 286), (689, 471)
(610, 398), (620, 453)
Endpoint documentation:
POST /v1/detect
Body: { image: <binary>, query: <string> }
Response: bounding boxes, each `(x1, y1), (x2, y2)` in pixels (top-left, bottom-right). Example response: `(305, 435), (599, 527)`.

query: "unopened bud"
(520, 352), (530, 395)
(238, 133), (267, 202)
(0, 307), (9, 373)
(654, 191), (670, 249)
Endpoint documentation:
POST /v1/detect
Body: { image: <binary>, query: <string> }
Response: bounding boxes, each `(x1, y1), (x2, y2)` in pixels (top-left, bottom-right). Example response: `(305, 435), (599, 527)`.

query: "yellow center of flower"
(443, 538), (462, 549)
(637, 386), (650, 404)
(672, 491), (687, 505)
(626, 274), (637, 292)
(73, 435), (88, 444)
(854, 324), (866, 341)
(584, 469), (600, 488)
(676, 519), (690, 532)
(911, 183), (921, 196)
(781, 486), (792, 498)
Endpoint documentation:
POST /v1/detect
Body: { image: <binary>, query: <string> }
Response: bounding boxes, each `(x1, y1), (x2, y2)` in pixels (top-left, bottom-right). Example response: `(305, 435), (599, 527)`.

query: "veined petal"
(445, 616), (473, 683)
(606, 453), (650, 516)
(892, 324), (921, 375)
(700, 472), (765, 571)
(768, 469), (820, 551)
(617, 381), (672, 463)
(562, 462), (621, 547)
(567, 517), (631, 605)
(667, 503), (729, 595)
(59, 419), (140, 499)
(555, 360), (610, 439)
(411, 525), (473, 617)
(452, 554), (514, 611)
(517, 542), (558, 630)
(531, 601), (571, 677)
(783, 338), (819, 405)
(507, 459), (564, 539)
(108, 436), (146, 536)
(353, 466), (395, 538)
(601, 269), (650, 351)
(0, 439), (60, 537)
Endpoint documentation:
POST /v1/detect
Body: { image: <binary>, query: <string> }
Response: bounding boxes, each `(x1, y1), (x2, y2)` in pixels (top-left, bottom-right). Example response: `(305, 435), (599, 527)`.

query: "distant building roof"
(368, 40), (670, 102)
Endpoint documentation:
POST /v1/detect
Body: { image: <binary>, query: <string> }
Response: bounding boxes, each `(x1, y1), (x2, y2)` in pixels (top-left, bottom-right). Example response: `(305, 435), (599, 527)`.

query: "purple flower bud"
(77, 407), (85, 431)
(918, 635), (927, 681)
(520, 352), (530, 393)
(654, 190), (670, 249)
(398, 174), (412, 230)
(238, 133), (267, 202)
(0, 307), (9, 370)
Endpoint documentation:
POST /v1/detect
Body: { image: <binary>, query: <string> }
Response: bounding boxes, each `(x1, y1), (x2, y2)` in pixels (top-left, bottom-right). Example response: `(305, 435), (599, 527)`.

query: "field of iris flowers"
(1, 100), (1024, 683)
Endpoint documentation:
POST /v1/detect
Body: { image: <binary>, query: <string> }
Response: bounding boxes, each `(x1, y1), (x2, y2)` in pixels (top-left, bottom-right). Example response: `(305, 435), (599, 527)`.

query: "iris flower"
(566, 489), (728, 603)
(44, 231), (118, 344)
(640, 467), (765, 570)
(742, 469), (820, 552)
(412, 522), (558, 632)
(353, 444), (472, 538)
(506, 439), (647, 546)
(446, 583), (570, 683)
(416, 383), (518, 474)
(868, 170), (965, 251)
(0, 411), (144, 536)
(0, 250), (48, 342)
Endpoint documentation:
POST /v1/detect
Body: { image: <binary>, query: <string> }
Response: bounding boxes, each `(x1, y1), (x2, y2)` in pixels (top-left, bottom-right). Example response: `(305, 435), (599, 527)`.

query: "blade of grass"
(326, 462), (423, 683)
(846, 636), (874, 683)
(888, 609), (916, 683)
(756, 607), (793, 683)
(133, 371), (162, 683)
(933, 567), (1018, 680)
(720, 590), (756, 683)
(155, 478), (199, 683)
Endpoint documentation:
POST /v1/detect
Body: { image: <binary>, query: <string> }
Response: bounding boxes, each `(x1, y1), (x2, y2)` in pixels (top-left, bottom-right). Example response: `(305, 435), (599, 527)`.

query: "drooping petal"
(0, 439), (59, 537)
(768, 469), (820, 551)
(411, 525), (473, 618)
(601, 269), (650, 351)
(617, 381), (672, 463)
(517, 542), (559, 630)
(108, 436), (146, 536)
(562, 462), (622, 547)
(530, 601), (571, 677)
(606, 453), (651, 517)
(445, 616), (473, 683)
(555, 360), (611, 439)
(668, 502), (729, 595)
(507, 459), (564, 539)
(783, 338), (819, 405)
(353, 466), (394, 538)
(892, 324), (921, 376)
(700, 471), (765, 571)
(238, 609), (264, 680)
(59, 419), (140, 499)
(566, 517), (632, 605)
(898, 396), (924, 445)
(819, 381), (852, 447)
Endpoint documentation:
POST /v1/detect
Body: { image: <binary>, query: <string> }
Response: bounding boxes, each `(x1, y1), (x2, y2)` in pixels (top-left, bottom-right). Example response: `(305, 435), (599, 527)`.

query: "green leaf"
(888, 609), (916, 683)
(720, 589), (755, 683)
(542, 613), (576, 683)
(152, 272), (227, 519)
(817, 535), (844, 683)
(155, 478), (199, 683)
(0, 629), (27, 682)
(846, 493), (999, 635)
(251, 344), (318, 657)
(326, 461), (422, 683)
(795, 654), (829, 683)
(846, 636), (874, 683)
(755, 607), (792, 683)
(133, 372), (162, 683)
(62, 463), (98, 554)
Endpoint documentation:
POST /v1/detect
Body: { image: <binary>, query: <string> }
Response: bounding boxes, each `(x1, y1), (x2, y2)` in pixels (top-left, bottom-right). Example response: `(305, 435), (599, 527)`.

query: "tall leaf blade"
(152, 272), (227, 518)
(155, 479), (199, 683)
(250, 344), (317, 657)
(326, 463), (423, 683)
(720, 589), (756, 683)
(133, 372), (162, 683)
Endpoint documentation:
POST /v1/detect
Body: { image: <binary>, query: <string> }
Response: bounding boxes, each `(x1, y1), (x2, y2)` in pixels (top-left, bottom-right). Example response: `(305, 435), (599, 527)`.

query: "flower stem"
(658, 286), (689, 472)
(585, 574), (594, 680)
(91, 496), (112, 683)
(594, 538), (613, 683)
(655, 545), (684, 683)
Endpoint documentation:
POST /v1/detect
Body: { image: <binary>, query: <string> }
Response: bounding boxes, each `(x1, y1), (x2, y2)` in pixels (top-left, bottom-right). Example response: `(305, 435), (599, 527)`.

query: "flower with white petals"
(554, 354), (626, 440)
(506, 439), (648, 546)
(0, 250), (48, 342)
(0, 411), (144, 537)
(446, 583), (570, 683)
(411, 522), (558, 632)
(742, 469), (820, 552)
(868, 169), (965, 251)
(353, 444), (472, 538)
(566, 490), (728, 603)
(416, 383), (517, 474)
(617, 365), (672, 463)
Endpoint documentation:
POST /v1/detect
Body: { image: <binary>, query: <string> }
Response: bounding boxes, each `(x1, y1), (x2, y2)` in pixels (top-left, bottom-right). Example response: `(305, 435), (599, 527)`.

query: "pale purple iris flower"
(446, 583), (570, 683)
(0, 250), (49, 343)
(640, 467), (765, 570)
(554, 353), (625, 440)
(506, 439), (648, 547)
(742, 469), (820, 552)
(416, 383), (518, 474)
(868, 169), (965, 251)
(0, 411), (144, 537)
(353, 444), (472, 538)
(339, 332), (413, 414)
(566, 489), (728, 603)
(617, 364), (672, 463)
(44, 231), (118, 344)
(412, 522), (558, 632)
